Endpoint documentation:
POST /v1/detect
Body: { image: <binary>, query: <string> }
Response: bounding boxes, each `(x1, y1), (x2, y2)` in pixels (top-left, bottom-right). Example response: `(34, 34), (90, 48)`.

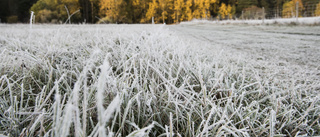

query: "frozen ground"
(170, 24), (320, 81)
(181, 17), (320, 25)
(0, 24), (319, 136)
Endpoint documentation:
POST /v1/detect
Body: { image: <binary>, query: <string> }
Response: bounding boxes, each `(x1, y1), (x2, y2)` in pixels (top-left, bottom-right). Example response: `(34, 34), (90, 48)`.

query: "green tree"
(30, 0), (58, 23)
(30, 0), (81, 23)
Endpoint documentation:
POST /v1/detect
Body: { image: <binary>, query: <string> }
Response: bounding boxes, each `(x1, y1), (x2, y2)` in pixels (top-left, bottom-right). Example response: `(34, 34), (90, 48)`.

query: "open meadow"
(0, 24), (319, 137)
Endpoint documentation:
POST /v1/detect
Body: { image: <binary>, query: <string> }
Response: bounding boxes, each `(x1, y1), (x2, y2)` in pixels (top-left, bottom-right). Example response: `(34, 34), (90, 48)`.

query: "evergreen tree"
(78, 0), (99, 23)
(259, 0), (269, 11)
(0, 0), (11, 23)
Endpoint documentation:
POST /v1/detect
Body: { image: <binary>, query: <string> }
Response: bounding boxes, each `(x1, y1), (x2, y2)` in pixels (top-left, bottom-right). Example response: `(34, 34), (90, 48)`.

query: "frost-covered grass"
(182, 17), (320, 25)
(0, 24), (319, 137)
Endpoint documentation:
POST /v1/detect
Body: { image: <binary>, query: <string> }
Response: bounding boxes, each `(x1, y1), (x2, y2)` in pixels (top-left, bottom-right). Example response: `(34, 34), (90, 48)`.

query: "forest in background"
(0, 0), (320, 24)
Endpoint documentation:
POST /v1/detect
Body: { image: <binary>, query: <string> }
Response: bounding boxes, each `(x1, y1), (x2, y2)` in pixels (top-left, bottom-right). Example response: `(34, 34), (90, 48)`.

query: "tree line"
(0, 0), (319, 24)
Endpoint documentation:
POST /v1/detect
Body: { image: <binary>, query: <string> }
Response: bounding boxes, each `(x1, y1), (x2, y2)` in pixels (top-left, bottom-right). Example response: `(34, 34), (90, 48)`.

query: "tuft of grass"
(0, 24), (319, 137)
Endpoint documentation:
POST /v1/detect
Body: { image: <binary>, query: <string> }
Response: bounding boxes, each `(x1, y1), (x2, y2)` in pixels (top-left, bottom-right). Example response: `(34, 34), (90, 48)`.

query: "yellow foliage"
(133, 0), (140, 6)
(282, 1), (294, 18)
(282, 0), (304, 18)
(192, 0), (201, 19)
(146, 0), (159, 23)
(156, 0), (174, 23)
(185, 0), (193, 21)
(100, 0), (127, 23)
(100, 0), (116, 18)
(159, 0), (168, 23)
(203, 0), (215, 18)
(193, 0), (216, 19)
(173, 0), (184, 23)
(315, 2), (320, 16)
(61, 0), (80, 14)
(99, 0), (217, 23)
(218, 3), (232, 19)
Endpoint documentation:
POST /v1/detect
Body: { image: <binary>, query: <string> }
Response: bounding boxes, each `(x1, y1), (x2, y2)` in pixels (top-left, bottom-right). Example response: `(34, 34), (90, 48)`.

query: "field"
(0, 24), (319, 137)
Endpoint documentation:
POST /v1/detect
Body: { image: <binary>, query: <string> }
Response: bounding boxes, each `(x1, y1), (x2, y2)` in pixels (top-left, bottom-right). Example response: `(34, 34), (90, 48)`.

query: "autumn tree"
(28, 0), (304, 24)
(185, 0), (193, 21)
(198, 0), (206, 18)
(158, 0), (168, 23)
(100, 0), (129, 23)
(145, 0), (159, 23)
(99, 0), (116, 22)
(132, 0), (147, 23)
(62, 0), (80, 13)
(61, 0), (81, 23)
(218, 3), (232, 19)
(30, 0), (59, 23)
(315, 1), (320, 16)
(193, 0), (217, 19)
(172, 0), (185, 23)
(282, 0), (303, 18)
(30, 0), (81, 23)
(203, 0), (216, 18)
(117, 0), (130, 23)
(192, 0), (201, 19)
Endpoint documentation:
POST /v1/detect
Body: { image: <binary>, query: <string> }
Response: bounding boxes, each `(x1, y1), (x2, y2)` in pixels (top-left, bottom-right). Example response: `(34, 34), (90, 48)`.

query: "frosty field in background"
(0, 24), (319, 136)
(182, 16), (320, 25)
